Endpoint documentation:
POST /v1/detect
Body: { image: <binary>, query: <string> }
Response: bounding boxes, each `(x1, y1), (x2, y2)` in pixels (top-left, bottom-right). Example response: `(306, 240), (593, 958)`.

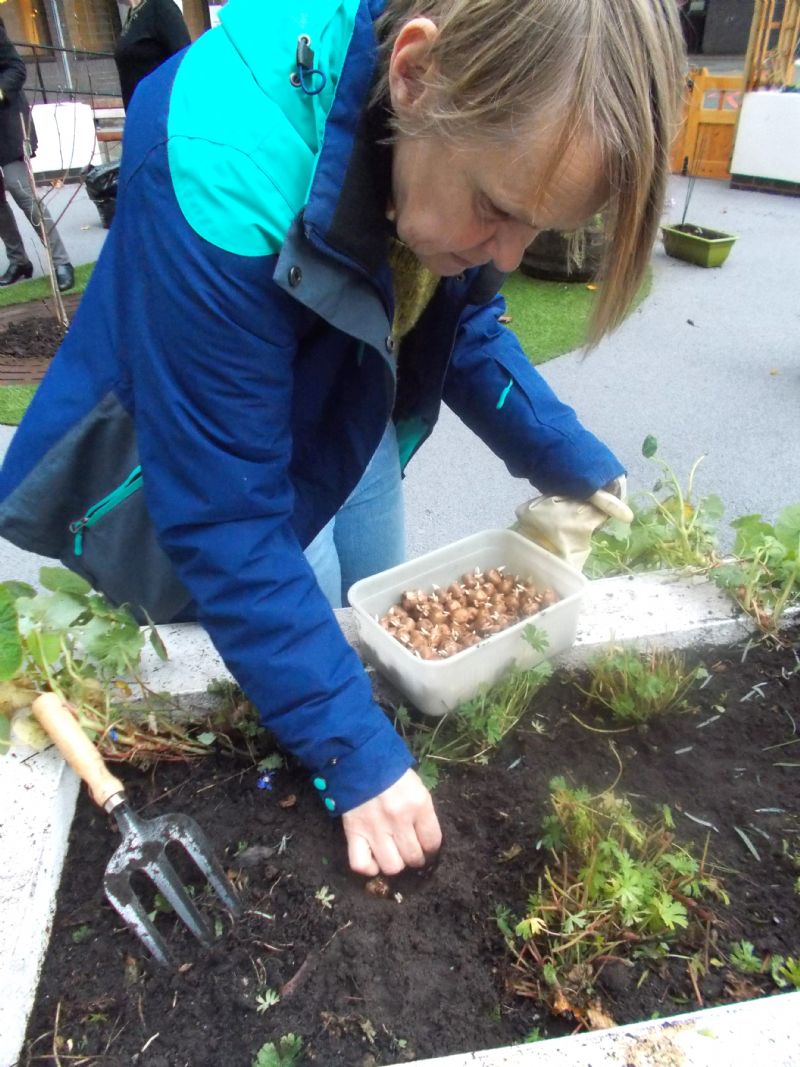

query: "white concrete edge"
(131, 571), (761, 709)
(405, 991), (800, 1067)
(0, 749), (79, 1066)
(0, 571), (795, 1067)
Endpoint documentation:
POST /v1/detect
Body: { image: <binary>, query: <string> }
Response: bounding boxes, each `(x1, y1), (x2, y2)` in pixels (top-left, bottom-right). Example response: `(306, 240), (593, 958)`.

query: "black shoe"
(0, 262), (34, 286)
(55, 263), (75, 292)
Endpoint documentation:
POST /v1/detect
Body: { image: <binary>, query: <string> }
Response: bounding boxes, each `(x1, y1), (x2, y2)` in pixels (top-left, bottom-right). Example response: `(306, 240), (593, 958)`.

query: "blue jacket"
(0, 0), (623, 813)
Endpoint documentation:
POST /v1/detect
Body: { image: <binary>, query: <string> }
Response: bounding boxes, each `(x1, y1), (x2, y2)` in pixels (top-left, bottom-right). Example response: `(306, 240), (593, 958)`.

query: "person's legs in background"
(1, 159), (74, 290)
(0, 168), (33, 286)
(305, 424), (406, 608)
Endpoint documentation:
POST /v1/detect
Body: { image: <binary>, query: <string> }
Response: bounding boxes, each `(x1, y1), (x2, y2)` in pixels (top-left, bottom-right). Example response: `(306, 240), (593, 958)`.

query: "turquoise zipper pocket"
(69, 466), (143, 557)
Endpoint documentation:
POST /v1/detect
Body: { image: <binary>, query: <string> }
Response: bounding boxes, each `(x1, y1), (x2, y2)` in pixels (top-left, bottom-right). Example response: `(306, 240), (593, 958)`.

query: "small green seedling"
(728, 940), (762, 975)
(70, 924), (93, 945)
(522, 1027), (543, 1043)
(255, 989), (280, 1013)
(582, 645), (705, 723)
(258, 752), (285, 772)
(771, 956), (800, 990)
(315, 885), (335, 909)
(252, 1034), (303, 1067)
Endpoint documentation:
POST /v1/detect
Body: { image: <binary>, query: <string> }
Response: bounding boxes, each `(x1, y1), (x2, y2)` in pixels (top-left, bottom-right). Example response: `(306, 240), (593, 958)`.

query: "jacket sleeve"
(442, 292), (625, 498)
(0, 29), (27, 99)
(118, 153), (413, 815)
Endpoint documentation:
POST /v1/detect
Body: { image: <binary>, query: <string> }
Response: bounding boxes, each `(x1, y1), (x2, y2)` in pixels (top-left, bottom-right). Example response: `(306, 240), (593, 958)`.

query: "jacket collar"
(293, 0), (504, 311)
(301, 2), (393, 282)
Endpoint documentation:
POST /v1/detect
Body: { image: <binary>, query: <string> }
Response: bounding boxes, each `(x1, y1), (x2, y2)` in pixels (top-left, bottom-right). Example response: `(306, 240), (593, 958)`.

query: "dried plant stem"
(19, 115), (68, 328)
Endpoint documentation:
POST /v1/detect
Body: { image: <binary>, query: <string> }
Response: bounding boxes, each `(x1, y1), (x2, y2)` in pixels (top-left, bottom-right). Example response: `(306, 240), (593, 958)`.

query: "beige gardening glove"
(515, 477), (634, 571)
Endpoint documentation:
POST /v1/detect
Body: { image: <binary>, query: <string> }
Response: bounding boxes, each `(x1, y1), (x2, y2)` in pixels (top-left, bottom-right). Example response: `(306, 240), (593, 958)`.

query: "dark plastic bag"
(84, 162), (120, 229)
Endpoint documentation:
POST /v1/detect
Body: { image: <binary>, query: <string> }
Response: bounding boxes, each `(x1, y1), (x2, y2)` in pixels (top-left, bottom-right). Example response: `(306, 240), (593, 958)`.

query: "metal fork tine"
(103, 871), (172, 967)
(143, 849), (216, 947)
(30, 694), (241, 966)
(160, 813), (243, 916)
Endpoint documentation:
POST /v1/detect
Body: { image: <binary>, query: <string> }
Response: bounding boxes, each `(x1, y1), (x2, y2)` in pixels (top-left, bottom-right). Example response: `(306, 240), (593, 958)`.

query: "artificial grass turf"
(0, 261), (94, 307)
(501, 267), (653, 366)
(0, 263), (94, 424)
(0, 263), (652, 425)
(0, 384), (37, 425)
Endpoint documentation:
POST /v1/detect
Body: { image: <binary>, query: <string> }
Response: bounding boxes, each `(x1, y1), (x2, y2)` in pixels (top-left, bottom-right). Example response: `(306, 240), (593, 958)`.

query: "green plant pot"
(661, 224), (737, 268)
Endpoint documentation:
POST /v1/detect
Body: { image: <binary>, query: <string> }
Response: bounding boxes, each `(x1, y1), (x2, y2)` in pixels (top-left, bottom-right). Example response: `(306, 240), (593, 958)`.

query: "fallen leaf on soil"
(552, 976), (616, 1031)
(724, 972), (763, 1001)
(586, 1003), (617, 1030)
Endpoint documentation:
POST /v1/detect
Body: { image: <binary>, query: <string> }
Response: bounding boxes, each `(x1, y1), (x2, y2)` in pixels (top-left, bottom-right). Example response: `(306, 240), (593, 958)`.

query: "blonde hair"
(375, 0), (686, 343)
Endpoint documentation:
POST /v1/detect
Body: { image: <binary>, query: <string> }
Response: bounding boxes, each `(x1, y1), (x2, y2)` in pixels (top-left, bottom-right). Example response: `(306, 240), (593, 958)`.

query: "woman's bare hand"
(342, 768), (442, 876)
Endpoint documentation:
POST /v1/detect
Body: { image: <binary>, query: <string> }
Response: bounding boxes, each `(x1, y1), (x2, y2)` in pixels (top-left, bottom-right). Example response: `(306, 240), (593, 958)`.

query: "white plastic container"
(347, 529), (587, 717)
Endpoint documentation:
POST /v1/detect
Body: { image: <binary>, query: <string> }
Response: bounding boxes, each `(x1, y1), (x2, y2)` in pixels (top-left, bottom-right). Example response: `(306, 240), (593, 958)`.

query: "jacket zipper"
(69, 466), (143, 557)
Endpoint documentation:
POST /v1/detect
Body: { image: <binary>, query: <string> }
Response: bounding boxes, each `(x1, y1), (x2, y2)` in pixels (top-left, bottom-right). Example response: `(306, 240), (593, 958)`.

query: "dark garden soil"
(23, 628), (800, 1067)
(0, 317), (66, 360)
(0, 295), (80, 384)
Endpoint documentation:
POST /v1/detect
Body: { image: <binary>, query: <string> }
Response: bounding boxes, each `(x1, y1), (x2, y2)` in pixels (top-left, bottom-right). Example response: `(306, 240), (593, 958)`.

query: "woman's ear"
(387, 18), (439, 121)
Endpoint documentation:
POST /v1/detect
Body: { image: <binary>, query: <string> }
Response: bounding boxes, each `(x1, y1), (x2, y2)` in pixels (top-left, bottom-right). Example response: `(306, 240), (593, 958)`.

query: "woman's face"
(390, 129), (607, 277)
(387, 17), (608, 276)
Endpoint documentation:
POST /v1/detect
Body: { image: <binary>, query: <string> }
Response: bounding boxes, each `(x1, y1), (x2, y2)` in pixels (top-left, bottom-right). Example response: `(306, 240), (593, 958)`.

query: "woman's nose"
(487, 224), (539, 272)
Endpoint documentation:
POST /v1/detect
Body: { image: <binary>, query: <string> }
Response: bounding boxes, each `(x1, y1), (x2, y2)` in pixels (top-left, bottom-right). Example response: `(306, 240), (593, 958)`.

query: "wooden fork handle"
(32, 693), (125, 810)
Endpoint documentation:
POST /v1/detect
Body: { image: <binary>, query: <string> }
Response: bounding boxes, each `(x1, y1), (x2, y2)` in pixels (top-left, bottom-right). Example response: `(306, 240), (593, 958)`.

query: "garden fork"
(32, 693), (242, 967)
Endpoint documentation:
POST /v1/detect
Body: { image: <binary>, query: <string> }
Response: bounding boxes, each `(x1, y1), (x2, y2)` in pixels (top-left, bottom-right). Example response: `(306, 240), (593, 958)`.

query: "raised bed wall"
(0, 572), (797, 1067)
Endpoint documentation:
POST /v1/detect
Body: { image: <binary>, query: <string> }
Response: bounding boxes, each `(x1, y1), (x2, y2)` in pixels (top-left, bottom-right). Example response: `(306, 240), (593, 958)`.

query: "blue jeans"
(304, 424), (406, 608)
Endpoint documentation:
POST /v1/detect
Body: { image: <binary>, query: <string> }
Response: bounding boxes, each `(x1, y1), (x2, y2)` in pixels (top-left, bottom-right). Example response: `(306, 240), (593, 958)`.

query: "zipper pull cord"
(290, 34), (327, 96)
(69, 466), (143, 558)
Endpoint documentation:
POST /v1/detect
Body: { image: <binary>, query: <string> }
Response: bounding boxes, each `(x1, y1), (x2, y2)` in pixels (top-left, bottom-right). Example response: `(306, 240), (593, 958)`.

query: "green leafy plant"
(771, 955), (800, 990)
(0, 567), (210, 761)
(395, 626), (552, 788)
(729, 940), (762, 975)
(252, 1034), (303, 1067)
(581, 645), (705, 724)
(585, 437), (800, 632)
(586, 437), (722, 578)
(500, 777), (726, 1024)
(711, 506), (800, 632)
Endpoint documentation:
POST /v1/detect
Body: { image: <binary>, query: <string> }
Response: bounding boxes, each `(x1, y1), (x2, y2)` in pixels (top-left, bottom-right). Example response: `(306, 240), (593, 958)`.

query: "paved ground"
(2, 181), (108, 282)
(0, 172), (798, 588)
